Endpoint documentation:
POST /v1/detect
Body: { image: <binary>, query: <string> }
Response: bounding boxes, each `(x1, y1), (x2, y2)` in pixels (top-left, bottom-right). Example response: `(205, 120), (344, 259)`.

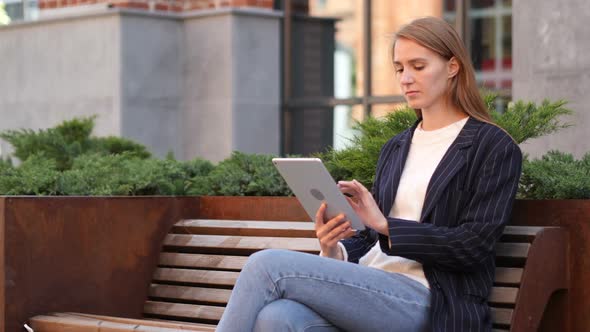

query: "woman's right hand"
(314, 202), (355, 260)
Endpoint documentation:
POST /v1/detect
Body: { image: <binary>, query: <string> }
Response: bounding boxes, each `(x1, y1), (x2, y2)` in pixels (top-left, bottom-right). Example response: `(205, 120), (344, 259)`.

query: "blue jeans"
(216, 249), (431, 332)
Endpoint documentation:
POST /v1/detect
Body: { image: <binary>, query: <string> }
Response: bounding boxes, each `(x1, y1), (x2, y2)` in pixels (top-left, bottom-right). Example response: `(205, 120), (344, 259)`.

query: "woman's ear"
(448, 57), (460, 78)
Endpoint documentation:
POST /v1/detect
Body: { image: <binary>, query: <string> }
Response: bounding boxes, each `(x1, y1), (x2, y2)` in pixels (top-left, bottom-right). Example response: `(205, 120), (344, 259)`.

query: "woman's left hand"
(337, 179), (389, 236)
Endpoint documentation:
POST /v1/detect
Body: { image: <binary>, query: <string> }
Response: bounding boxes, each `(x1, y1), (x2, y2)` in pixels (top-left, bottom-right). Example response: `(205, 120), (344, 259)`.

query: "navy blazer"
(341, 117), (522, 332)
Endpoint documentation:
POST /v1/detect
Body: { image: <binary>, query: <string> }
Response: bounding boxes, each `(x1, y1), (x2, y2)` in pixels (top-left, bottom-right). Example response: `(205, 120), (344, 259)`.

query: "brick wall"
(38, 0), (308, 13)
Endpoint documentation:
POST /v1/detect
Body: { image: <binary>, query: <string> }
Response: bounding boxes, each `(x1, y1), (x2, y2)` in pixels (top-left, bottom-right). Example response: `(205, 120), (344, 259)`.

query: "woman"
(217, 16), (522, 332)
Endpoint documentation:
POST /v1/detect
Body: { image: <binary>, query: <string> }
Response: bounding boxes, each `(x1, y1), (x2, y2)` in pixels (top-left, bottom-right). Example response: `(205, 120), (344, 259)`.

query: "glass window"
(294, 0), (513, 154)
(443, 0), (457, 37)
(4, 0), (23, 21)
(444, 0), (456, 11)
(467, 0), (512, 92)
(310, 0), (360, 98)
(471, 0), (495, 9)
(470, 17), (496, 72)
(2, 0), (38, 23)
(502, 15), (512, 70)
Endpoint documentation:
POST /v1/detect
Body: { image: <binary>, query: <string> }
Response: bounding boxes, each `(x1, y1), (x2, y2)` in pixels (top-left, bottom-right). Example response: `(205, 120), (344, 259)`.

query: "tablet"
(272, 158), (365, 230)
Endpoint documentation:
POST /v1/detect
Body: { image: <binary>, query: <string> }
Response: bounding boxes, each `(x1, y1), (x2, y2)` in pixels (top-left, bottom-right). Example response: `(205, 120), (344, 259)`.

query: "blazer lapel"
(419, 117), (482, 222)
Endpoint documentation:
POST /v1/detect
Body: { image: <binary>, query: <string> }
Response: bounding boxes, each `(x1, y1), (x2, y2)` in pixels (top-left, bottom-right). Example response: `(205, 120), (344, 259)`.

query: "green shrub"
(0, 117), (97, 170)
(0, 154), (60, 195)
(57, 153), (135, 195)
(318, 95), (572, 191)
(0, 157), (13, 172)
(0, 116), (151, 171)
(126, 157), (214, 196)
(491, 99), (572, 144)
(90, 136), (151, 159)
(190, 151), (292, 196)
(519, 151), (590, 199)
(0, 101), (575, 198)
(56, 154), (214, 196)
(0, 115), (276, 196)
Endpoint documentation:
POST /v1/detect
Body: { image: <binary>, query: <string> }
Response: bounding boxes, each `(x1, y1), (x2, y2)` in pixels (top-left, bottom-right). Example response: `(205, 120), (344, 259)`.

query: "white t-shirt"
(338, 117), (468, 289)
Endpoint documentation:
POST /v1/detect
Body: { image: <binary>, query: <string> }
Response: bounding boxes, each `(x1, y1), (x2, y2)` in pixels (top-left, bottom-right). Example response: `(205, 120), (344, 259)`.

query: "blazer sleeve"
(380, 137), (522, 272)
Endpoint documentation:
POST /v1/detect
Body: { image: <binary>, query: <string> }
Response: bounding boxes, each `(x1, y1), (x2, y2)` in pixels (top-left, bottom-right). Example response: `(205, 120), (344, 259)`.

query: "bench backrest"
(143, 219), (568, 332)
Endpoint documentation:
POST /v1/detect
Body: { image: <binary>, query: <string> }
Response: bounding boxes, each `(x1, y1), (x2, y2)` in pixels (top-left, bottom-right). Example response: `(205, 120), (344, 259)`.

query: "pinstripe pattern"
(341, 117), (522, 332)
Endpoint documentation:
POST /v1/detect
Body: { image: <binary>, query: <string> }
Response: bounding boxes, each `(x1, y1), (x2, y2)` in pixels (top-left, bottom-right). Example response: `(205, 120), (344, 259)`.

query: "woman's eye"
(415, 66), (425, 71)
(395, 68), (403, 73)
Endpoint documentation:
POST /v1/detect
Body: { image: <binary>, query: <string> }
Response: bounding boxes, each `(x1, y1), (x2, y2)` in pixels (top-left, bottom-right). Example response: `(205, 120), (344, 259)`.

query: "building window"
(2, 0), (38, 22)
(445, 0), (512, 94)
(288, 0), (513, 155)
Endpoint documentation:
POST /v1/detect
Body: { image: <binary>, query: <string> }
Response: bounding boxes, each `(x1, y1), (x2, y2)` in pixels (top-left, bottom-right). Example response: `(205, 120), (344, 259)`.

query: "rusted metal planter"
(197, 196), (308, 221)
(0, 196), (587, 332)
(0, 196), (201, 332)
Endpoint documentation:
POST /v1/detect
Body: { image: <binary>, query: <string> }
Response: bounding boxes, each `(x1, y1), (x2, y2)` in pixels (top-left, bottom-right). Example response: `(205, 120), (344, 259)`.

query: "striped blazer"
(341, 117), (522, 332)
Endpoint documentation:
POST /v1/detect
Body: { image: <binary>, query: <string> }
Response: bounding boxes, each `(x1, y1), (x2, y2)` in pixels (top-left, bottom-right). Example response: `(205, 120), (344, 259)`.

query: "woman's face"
(393, 38), (456, 110)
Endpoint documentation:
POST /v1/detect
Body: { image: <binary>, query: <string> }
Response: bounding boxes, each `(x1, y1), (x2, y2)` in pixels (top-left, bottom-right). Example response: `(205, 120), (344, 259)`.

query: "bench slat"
(153, 268), (517, 308)
(150, 282), (517, 310)
(495, 243), (530, 259)
(29, 315), (112, 332)
(158, 253), (523, 285)
(173, 222), (549, 243)
(54, 313), (216, 331)
(488, 287), (518, 305)
(174, 221), (547, 238)
(144, 302), (515, 327)
(494, 267), (523, 285)
(144, 301), (224, 322)
(149, 284), (231, 305)
(164, 235), (527, 259)
(30, 314), (214, 332)
(159, 253), (248, 271)
(163, 234), (320, 254)
(153, 268), (239, 287)
(491, 307), (513, 327)
(501, 226), (547, 242)
(173, 220), (316, 238)
(165, 235), (529, 259)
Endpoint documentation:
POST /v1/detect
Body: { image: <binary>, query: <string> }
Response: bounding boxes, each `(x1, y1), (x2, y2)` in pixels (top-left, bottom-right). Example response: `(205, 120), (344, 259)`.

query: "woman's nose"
(400, 71), (414, 84)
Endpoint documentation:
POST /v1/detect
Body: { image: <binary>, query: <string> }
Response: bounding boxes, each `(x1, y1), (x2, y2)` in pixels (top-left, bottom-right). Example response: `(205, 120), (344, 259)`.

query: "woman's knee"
(253, 299), (291, 331)
(253, 299), (338, 332)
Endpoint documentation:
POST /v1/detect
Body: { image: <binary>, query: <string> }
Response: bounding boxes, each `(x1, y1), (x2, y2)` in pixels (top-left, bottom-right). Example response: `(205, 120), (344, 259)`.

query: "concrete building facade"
(513, 0), (590, 158)
(0, 7), (282, 162)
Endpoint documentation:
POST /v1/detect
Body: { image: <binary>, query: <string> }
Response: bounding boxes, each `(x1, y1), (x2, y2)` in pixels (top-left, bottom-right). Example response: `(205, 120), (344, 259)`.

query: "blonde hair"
(393, 17), (492, 123)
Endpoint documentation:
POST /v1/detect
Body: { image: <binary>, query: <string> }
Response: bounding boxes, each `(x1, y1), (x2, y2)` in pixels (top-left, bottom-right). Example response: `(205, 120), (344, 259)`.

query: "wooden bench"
(29, 219), (569, 332)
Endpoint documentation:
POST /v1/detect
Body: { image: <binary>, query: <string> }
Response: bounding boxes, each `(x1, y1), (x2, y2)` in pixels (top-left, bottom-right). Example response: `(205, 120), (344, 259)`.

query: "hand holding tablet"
(336, 179), (389, 235)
